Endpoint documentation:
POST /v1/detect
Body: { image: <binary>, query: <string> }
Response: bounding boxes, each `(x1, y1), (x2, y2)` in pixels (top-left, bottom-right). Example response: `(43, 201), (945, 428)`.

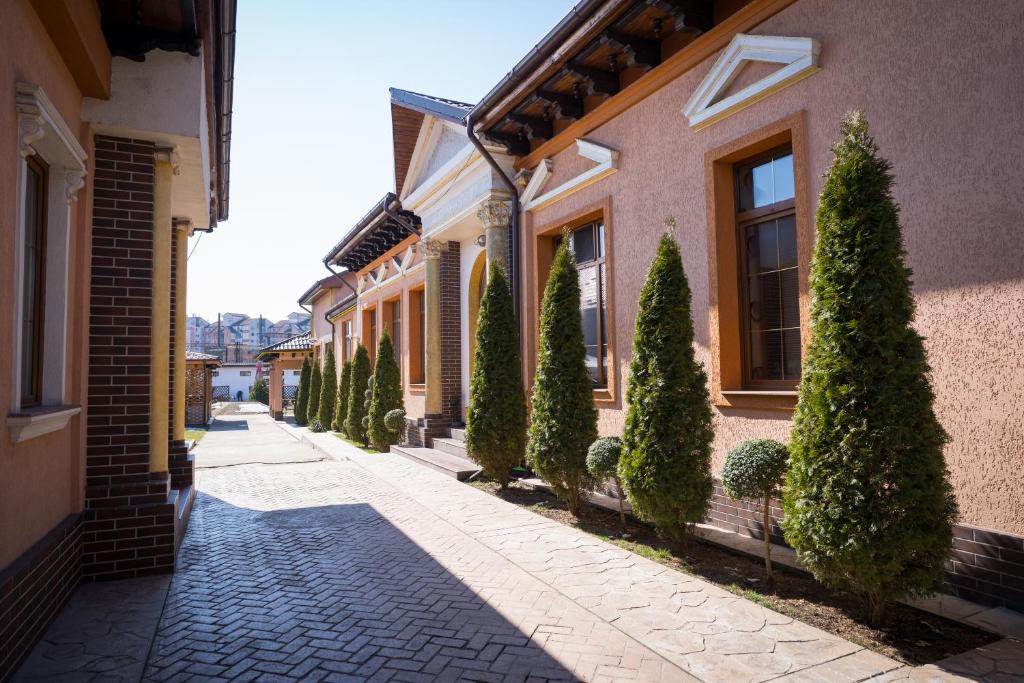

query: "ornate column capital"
(421, 238), (448, 259)
(477, 200), (512, 231)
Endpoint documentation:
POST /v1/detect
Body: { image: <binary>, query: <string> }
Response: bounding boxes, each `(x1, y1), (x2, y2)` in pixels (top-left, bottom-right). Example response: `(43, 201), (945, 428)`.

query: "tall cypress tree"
(619, 232), (713, 547)
(466, 263), (527, 488)
(782, 112), (957, 624)
(368, 331), (404, 451)
(345, 345), (371, 446)
(316, 344), (337, 430)
(527, 238), (597, 515)
(307, 357), (322, 427)
(294, 356), (311, 426)
(333, 359), (352, 433)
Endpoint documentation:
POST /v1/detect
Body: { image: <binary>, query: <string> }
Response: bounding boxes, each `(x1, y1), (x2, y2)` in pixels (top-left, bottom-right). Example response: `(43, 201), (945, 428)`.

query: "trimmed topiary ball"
(722, 439), (789, 501)
(723, 438), (788, 585)
(384, 408), (406, 437)
(308, 418), (324, 433)
(586, 437), (622, 482)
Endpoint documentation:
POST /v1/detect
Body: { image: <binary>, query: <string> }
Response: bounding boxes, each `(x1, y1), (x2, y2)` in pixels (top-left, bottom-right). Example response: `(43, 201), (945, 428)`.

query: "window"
(239, 371), (252, 377)
(292, 370), (301, 376)
(705, 112), (809, 410)
(735, 147), (800, 386)
(20, 156), (47, 406)
(364, 308), (377, 364)
(342, 319), (352, 360)
(409, 289), (425, 384)
(556, 222), (607, 387)
(389, 299), (401, 370)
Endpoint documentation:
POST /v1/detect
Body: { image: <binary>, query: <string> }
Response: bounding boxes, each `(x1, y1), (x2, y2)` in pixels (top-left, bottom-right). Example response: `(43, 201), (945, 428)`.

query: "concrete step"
(449, 427), (466, 441)
(432, 437), (467, 458)
(391, 445), (480, 481)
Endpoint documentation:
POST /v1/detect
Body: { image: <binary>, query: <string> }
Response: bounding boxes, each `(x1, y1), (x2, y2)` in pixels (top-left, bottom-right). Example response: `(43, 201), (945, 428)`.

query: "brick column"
(84, 135), (178, 579)
(439, 241), (462, 422)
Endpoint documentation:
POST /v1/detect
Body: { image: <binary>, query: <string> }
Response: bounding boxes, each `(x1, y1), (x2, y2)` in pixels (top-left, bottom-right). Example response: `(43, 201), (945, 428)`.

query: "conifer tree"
(345, 345), (372, 446)
(527, 238), (597, 515)
(294, 357), (311, 426)
(466, 263), (527, 488)
(619, 231), (713, 547)
(333, 359), (351, 433)
(368, 331), (404, 451)
(316, 344), (337, 429)
(307, 357), (322, 428)
(782, 112), (957, 624)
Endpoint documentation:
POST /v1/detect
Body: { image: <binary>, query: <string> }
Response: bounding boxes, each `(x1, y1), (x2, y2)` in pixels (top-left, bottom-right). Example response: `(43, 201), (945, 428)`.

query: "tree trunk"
(614, 479), (626, 529)
(869, 594), (886, 627)
(763, 492), (774, 587)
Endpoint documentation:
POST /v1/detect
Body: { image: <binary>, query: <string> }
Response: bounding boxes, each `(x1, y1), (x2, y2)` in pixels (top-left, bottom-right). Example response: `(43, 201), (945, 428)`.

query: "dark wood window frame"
(734, 146), (800, 389)
(556, 221), (609, 389)
(21, 155), (48, 407)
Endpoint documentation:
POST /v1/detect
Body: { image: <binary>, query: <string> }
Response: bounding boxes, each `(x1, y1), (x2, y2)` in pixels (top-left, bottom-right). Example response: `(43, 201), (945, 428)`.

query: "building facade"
(0, 0), (236, 676)
(467, 0), (1024, 611)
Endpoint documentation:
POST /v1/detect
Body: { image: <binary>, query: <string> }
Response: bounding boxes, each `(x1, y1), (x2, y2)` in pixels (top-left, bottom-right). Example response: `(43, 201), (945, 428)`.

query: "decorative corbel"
(63, 169), (86, 203)
(18, 112), (44, 158)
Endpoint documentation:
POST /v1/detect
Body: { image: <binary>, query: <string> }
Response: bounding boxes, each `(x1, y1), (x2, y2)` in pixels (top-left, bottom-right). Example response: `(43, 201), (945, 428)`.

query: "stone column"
(172, 223), (188, 442)
(422, 238), (446, 416)
(149, 154), (173, 474)
(477, 199), (512, 275)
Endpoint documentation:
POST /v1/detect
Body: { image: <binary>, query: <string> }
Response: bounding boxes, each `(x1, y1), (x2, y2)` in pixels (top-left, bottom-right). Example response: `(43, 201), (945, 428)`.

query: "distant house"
(212, 362), (262, 402)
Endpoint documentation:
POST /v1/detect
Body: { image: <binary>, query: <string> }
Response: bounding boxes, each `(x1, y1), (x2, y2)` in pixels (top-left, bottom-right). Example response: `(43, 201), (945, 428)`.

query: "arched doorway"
(467, 250), (487, 380)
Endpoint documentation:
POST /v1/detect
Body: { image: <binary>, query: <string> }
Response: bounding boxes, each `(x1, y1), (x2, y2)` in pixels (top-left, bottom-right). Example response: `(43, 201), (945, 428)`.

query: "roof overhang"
(326, 295), (358, 321)
(323, 193), (421, 273)
(256, 333), (314, 360)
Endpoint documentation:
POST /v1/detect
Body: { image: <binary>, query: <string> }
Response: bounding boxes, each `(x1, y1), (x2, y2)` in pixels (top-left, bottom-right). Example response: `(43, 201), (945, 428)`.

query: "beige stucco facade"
(518, 0), (1024, 535)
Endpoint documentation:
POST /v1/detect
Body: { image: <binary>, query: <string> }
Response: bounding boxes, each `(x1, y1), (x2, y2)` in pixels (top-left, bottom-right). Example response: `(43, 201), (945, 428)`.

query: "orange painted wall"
(522, 0), (1024, 534)
(0, 0), (102, 566)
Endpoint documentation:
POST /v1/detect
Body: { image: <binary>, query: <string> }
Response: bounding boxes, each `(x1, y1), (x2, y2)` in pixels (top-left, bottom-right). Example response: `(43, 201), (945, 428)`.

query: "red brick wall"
(440, 241), (461, 422)
(84, 135), (176, 579)
(0, 516), (82, 681)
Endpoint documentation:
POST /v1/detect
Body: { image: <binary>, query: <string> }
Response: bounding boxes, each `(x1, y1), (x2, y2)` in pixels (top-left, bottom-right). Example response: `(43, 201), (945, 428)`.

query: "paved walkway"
(15, 414), (1024, 682)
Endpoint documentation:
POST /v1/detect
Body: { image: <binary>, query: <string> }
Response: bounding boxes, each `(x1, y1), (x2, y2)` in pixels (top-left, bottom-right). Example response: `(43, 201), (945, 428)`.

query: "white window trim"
(9, 83), (88, 442)
(682, 34), (820, 130)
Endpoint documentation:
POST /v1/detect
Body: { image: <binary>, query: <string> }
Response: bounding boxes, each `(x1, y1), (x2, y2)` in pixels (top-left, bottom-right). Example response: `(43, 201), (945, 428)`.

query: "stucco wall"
(522, 0), (1024, 534)
(0, 0), (95, 567)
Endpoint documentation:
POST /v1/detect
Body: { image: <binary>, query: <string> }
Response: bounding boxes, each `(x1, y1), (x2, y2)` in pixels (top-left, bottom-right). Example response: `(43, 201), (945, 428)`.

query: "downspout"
(466, 111), (520, 321)
(324, 260), (358, 352)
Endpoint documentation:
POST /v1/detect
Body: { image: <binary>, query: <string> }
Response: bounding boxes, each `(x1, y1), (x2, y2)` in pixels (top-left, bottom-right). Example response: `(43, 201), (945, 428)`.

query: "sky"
(186, 1), (576, 323)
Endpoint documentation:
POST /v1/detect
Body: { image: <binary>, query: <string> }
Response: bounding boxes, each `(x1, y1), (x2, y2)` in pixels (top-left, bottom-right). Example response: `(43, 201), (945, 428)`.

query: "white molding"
(11, 83), (89, 413)
(523, 139), (619, 212)
(401, 117), (440, 200)
(7, 406), (80, 444)
(682, 34), (820, 130)
(520, 159), (552, 206)
(402, 141), (478, 211)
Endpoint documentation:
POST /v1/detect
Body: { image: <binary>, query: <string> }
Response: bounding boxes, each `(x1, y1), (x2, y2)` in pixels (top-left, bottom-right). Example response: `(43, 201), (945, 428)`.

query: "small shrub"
(368, 331), (404, 452)
(587, 437), (626, 528)
(308, 418), (324, 433)
(782, 112), (957, 625)
(361, 415), (369, 430)
(466, 263), (527, 489)
(308, 357), (322, 423)
(620, 230), (713, 548)
(527, 237), (597, 515)
(722, 439), (789, 584)
(249, 377), (269, 404)
(344, 345), (371, 445)
(333, 360), (351, 433)
(294, 357), (311, 426)
(384, 408), (406, 439)
(316, 344), (337, 429)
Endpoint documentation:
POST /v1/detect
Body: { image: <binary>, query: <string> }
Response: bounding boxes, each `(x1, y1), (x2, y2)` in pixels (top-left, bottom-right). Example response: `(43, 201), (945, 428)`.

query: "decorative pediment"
(521, 139), (619, 212)
(682, 34), (820, 130)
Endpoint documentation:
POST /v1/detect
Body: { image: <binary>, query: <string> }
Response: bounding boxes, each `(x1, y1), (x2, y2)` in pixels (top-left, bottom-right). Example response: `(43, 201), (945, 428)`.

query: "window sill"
(716, 390), (797, 412)
(593, 388), (614, 404)
(408, 383), (425, 395)
(8, 405), (81, 444)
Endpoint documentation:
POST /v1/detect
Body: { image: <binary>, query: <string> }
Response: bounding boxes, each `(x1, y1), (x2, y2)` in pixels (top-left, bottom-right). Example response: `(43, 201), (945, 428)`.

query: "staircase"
(391, 426), (481, 481)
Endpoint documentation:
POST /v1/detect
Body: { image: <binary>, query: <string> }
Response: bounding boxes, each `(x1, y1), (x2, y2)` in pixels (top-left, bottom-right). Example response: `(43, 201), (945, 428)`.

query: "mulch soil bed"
(468, 477), (999, 666)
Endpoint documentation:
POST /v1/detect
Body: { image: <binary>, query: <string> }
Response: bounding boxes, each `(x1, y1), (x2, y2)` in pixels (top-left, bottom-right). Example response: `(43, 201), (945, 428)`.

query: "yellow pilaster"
(173, 223), (188, 441)
(149, 155), (172, 474)
(423, 238), (445, 416)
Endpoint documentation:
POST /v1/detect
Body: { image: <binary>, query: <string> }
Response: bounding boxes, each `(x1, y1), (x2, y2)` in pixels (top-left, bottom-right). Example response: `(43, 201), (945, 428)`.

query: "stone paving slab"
(13, 575), (171, 682)
(194, 414), (324, 468)
(146, 454), (691, 681)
